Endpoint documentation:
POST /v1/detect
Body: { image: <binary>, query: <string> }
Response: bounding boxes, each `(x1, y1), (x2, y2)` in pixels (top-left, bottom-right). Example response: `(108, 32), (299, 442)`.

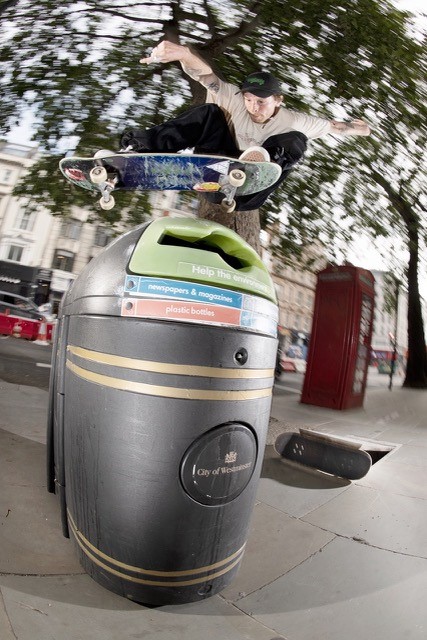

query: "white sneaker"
(239, 146), (270, 163)
(93, 149), (116, 158)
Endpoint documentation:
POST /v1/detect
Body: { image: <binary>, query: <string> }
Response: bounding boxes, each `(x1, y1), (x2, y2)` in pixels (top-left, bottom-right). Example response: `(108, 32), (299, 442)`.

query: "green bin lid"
(128, 218), (276, 303)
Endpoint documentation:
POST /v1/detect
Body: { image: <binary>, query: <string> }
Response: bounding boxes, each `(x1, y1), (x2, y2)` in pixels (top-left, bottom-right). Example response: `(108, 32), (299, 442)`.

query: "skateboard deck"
(274, 428), (372, 480)
(59, 152), (282, 212)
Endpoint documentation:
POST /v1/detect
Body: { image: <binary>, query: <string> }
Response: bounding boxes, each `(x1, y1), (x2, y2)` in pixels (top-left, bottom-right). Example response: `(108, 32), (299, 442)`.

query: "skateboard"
(274, 428), (372, 480)
(59, 151), (282, 213)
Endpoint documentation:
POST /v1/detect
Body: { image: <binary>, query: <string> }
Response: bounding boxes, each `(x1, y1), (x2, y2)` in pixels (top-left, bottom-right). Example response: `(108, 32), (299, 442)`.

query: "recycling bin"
(47, 217), (278, 605)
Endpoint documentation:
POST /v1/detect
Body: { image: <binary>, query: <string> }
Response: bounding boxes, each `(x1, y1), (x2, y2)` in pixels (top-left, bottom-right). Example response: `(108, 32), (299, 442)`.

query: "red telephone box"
(301, 265), (375, 410)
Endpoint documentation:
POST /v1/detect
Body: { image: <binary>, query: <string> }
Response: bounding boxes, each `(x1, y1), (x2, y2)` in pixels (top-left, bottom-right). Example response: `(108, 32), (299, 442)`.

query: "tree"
(275, 11), (427, 387)
(1, 0), (426, 386)
(0, 0), (383, 226)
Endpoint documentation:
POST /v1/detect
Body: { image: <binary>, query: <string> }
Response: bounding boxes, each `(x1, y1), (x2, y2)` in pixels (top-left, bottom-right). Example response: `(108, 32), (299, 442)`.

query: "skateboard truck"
(219, 168), (246, 213)
(90, 172), (118, 210)
(99, 182), (117, 210)
(90, 150), (119, 210)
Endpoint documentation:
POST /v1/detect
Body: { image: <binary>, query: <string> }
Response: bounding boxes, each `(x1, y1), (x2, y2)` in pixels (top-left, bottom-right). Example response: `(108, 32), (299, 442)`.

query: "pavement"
(1, 373), (426, 640)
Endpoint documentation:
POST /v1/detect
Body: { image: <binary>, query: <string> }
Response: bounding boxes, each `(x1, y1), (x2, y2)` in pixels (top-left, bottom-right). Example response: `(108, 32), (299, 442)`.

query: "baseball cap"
(239, 72), (282, 97)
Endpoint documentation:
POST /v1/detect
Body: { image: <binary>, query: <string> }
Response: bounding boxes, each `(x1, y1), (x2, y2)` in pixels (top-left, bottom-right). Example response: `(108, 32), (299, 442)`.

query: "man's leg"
(120, 104), (239, 156)
(234, 132), (308, 211)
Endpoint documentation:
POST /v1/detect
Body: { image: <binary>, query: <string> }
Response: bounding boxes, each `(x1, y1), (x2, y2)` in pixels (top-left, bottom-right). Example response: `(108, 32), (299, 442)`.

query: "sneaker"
(118, 145), (140, 153)
(239, 146), (270, 163)
(93, 149), (116, 158)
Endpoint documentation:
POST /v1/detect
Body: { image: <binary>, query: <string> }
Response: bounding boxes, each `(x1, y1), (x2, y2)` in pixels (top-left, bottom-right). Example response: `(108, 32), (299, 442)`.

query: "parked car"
(0, 291), (46, 340)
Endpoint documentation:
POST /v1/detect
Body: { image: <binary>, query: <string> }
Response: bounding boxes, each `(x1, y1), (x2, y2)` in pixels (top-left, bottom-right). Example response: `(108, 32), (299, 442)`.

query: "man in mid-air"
(121, 40), (371, 210)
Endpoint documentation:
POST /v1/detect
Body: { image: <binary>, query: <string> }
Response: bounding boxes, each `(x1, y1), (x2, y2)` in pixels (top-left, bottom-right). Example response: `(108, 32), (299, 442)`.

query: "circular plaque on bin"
(180, 423), (257, 506)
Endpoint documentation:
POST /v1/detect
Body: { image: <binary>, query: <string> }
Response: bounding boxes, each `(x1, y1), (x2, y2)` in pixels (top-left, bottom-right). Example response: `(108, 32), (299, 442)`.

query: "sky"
(5, 1), (427, 299)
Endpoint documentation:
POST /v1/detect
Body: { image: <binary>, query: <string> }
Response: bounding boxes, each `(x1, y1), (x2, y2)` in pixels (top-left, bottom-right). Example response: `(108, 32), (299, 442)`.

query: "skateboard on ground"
(274, 428), (372, 480)
(59, 151), (282, 213)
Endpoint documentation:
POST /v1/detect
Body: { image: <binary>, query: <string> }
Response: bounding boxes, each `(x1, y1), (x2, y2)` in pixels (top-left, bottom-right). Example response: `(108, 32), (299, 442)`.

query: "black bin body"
(47, 218), (278, 605)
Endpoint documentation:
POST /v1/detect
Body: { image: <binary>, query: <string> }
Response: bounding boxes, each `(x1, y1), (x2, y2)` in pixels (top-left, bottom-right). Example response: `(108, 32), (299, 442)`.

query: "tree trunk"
(403, 229), (427, 388)
(197, 198), (261, 254)
(370, 170), (427, 389)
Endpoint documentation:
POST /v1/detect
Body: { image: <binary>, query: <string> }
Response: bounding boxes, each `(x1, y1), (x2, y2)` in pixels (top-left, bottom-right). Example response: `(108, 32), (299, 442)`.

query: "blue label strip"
(240, 310), (278, 336)
(125, 275), (278, 322)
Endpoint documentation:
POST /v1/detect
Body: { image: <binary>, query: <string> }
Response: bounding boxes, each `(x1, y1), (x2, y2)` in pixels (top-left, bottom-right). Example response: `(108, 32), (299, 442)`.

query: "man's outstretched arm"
(140, 40), (221, 93)
(330, 119), (371, 136)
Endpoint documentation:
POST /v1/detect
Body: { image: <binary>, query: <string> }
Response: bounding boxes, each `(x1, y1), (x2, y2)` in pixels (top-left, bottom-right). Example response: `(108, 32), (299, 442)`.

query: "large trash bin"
(47, 217), (278, 605)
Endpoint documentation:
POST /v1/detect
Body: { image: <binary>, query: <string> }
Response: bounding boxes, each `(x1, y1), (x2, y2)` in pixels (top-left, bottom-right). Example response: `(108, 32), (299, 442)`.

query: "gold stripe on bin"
(68, 511), (245, 587)
(67, 345), (274, 379)
(66, 360), (272, 400)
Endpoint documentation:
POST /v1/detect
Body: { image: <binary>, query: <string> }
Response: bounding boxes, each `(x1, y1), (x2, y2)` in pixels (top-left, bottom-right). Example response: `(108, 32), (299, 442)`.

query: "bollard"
(34, 319), (49, 345)
(12, 323), (22, 339)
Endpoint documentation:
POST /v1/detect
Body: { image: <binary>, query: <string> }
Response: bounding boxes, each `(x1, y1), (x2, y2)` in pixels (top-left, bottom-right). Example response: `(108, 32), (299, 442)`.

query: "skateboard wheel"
(228, 169), (246, 187)
(99, 194), (115, 210)
(90, 166), (108, 184)
(221, 198), (236, 213)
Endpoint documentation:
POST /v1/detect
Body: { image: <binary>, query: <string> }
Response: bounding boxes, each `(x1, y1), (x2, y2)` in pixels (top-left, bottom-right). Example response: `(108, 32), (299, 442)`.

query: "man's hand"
(140, 41), (188, 65)
(330, 119), (371, 136)
(140, 40), (215, 86)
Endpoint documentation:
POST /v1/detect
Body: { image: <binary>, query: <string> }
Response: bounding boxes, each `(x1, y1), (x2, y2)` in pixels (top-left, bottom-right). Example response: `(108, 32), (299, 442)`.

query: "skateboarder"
(121, 40), (371, 210)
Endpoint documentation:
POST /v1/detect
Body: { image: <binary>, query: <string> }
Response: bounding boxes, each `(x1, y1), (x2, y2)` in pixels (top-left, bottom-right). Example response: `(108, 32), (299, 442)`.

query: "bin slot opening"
(158, 234), (250, 270)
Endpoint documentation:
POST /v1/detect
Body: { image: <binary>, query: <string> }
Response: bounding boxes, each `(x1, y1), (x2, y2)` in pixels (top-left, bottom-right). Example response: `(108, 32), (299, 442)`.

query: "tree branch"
(200, 1), (264, 56)
(69, 1), (170, 14)
(371, 168), (420, 234)
(0, 0), (18, 14)
(70, 6), (170, 23)
(201, 0), (219, 35)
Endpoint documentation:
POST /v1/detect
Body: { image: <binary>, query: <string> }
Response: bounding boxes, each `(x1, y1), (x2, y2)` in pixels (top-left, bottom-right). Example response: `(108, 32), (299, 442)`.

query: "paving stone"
(258, 446), (350, 518)
(0, 575), (279, 640)
(221, 501), (334, 601)
(238, 537), (427, 640)
(0, 429), (82, 575)
(303, 483), (427, 558)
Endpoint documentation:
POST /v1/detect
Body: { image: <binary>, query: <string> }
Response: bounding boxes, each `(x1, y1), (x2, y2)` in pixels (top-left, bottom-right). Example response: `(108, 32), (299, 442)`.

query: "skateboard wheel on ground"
(221, 198), (236, 213)
(90, 166), (108, 184)
(228, 169), (246, 187)
(99, 194), (115, 210)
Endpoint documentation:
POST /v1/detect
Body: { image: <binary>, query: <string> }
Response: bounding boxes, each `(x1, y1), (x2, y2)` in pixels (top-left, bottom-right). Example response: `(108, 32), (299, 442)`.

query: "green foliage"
(2, 0), (425, 233)
(1, 0), (425, 252)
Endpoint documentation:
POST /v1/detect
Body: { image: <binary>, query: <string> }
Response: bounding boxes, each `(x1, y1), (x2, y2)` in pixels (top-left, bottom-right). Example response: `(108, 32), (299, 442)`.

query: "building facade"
(262, 225), (327, 357)
(370, 269), (408, 366)
(0, 142), (116, 311)
(0, 142), (45, 298)
(272, 264), (318, 357)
